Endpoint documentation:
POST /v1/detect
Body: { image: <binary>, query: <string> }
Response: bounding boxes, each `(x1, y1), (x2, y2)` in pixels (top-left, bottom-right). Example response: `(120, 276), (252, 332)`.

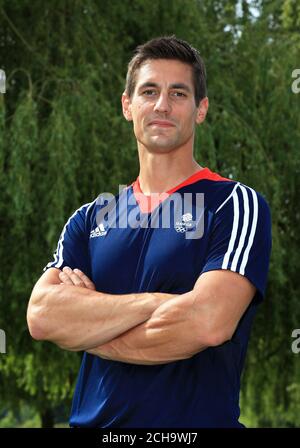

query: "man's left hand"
(59, 267), (96, 290)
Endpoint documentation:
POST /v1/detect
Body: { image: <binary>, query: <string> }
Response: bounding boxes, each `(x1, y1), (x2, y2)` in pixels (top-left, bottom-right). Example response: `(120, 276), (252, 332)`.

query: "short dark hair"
(125, 36), (207, 105)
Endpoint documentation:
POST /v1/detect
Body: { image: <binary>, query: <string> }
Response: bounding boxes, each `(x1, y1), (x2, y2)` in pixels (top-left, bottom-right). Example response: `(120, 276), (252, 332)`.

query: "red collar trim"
(132, 168), (230, 214)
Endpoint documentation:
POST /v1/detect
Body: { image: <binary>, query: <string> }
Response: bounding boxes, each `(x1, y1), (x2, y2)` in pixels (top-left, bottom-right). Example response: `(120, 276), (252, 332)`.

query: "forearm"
(87, 270), (255, 365)
(87, 291), (208, 364)
(88, 323), (206, 365)
(28, 282), (176, 351)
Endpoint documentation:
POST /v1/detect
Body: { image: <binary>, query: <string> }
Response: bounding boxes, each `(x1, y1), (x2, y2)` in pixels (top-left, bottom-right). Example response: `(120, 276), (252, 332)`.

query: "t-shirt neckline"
(132, 167), (212, 214)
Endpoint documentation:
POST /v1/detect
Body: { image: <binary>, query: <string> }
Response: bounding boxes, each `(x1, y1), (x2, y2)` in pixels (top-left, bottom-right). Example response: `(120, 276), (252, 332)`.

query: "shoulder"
(215, 181), (270, 217)
(68, 199), (97, 223)
(209, 179), (272, 252)
(62, 198), (98, 236)
(189, 168), (270, 216)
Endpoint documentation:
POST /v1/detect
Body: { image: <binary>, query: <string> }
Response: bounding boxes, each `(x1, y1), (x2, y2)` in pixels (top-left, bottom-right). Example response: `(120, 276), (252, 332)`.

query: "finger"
(59, 271), (75, 285)
(73, 269), (96, 290)
(73, 269), (95, 289)
(62, 267), (86, 288)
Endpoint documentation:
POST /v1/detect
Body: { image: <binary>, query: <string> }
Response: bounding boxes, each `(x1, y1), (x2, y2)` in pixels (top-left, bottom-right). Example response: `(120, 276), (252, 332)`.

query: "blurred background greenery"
(0, 0), (299, 428)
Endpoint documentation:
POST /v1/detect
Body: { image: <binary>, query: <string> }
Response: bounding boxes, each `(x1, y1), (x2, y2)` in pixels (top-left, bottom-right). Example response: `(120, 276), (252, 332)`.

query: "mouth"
(148, 120), (175, 128)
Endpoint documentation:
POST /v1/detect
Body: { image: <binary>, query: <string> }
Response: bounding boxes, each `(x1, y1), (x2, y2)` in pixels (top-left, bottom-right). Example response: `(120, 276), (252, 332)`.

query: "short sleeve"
(44, 202), (92, 276)
(201, 184), (272, 302)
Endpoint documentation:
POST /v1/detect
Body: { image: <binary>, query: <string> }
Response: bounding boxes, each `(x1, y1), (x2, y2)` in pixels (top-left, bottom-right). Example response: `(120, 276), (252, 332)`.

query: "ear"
(195, 97), (209, 125)
(122, 92), (133, 121)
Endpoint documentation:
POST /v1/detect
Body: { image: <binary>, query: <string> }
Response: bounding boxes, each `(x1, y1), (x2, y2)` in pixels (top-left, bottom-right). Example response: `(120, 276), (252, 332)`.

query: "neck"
(137, 143), (203, 195)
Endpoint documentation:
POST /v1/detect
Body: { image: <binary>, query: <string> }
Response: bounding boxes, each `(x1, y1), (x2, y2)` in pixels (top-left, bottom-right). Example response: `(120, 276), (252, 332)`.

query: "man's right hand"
(59, 267), (96, 290)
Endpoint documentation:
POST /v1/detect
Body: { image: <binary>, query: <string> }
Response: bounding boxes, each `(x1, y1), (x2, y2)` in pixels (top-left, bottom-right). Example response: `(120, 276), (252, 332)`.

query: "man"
(27, 36), (272, 428)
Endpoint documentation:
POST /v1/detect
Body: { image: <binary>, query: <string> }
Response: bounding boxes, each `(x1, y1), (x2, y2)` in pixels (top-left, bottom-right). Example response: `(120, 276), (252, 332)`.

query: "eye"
(142, 89), (157, 96)
(171, 91), (186, 97)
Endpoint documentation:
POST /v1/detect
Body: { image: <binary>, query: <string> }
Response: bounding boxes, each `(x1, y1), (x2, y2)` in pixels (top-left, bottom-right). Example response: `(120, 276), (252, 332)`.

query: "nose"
(153, 92), (171, 114)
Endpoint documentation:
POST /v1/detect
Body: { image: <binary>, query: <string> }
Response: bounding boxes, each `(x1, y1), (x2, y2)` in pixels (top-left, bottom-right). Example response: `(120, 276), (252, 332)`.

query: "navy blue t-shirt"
(45, 168), (272, 428)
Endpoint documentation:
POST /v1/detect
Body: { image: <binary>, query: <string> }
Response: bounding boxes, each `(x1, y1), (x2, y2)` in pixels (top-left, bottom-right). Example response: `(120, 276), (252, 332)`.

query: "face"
(122, 59), (208, 154)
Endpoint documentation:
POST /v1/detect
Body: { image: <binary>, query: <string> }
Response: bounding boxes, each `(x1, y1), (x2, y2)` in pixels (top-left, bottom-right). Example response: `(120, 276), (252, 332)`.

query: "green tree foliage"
(0, 0), (299, 427)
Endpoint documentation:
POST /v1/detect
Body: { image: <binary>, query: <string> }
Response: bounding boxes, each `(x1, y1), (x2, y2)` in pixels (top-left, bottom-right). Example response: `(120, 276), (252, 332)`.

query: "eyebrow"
(138, 82), (192, 93)
(170, 83), (192, 93)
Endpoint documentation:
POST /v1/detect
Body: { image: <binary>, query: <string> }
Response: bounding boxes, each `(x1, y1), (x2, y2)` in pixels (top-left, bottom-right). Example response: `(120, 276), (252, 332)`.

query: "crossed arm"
(27, 266), (256, 365)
